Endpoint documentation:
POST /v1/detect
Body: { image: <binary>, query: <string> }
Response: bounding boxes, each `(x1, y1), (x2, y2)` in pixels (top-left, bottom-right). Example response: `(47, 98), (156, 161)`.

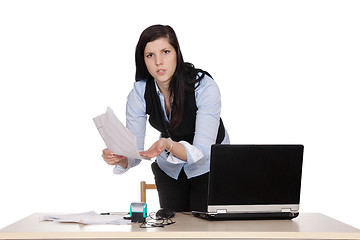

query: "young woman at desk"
(101, 25), (230, 212)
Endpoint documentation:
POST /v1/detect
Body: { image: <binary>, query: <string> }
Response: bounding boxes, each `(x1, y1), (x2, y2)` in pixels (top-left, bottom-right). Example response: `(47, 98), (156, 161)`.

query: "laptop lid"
(207, 144), (304, 214)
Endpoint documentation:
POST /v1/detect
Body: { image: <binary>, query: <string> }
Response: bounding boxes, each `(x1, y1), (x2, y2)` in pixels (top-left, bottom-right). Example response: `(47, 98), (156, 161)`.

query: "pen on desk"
(100, 212), (123, 215)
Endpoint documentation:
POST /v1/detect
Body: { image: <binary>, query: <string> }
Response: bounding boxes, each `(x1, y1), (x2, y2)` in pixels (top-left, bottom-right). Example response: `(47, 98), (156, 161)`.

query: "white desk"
(0, 212), (359, 239)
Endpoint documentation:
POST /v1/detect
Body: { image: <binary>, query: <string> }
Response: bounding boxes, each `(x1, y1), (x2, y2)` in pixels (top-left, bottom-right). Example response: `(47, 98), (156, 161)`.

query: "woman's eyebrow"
(144, 47), (170, 54)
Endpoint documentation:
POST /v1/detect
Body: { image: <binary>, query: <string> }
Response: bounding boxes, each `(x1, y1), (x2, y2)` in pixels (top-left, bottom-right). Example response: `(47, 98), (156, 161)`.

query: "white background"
(0, 0), (359, 229)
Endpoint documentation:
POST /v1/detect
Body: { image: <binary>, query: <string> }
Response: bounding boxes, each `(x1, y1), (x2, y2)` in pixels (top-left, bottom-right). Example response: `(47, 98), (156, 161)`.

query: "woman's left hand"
(139, 138), (169, 158)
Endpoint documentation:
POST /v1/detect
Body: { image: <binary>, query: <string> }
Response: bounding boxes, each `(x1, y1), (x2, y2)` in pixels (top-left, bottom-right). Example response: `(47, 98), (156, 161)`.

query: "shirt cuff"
(112, 158), (134, 174)
(166, 141), (204, 165)
(166, 152), (185, 164)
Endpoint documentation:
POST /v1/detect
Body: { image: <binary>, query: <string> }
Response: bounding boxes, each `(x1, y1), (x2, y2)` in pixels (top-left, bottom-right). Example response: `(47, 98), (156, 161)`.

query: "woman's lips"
(157, 69), (166, 75)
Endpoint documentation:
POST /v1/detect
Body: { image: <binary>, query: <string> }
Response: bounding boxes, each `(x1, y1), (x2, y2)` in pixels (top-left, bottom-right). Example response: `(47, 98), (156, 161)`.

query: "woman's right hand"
(102, 148), (128, 168)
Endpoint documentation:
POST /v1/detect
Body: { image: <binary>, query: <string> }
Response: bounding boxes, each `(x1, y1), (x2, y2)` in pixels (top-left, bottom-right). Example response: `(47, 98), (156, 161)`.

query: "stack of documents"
(42, 211), (130, 225)
(93, 107), (150, 160)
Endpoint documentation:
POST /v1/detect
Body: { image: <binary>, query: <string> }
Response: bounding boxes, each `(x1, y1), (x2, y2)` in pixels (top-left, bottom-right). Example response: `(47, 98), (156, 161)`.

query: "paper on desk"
(93, 107), (150, 160)
(42, 211), (131, 225)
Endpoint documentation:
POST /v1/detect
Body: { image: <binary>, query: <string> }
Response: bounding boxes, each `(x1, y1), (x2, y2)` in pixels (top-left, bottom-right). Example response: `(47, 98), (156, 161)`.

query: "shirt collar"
(153, 78), (162, 96)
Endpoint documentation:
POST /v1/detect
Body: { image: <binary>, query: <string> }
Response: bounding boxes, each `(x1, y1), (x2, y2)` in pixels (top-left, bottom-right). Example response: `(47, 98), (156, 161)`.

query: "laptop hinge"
(281, 208), (292, 213)
(216, 209), (227, 214)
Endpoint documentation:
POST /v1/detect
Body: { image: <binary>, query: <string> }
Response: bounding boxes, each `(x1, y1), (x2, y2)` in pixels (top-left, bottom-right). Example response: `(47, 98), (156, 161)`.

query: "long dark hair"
(135, 24), (211, 130)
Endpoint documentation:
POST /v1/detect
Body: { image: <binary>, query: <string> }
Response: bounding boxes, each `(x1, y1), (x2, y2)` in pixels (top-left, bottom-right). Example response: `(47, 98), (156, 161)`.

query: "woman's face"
(144, 37), (177, 85)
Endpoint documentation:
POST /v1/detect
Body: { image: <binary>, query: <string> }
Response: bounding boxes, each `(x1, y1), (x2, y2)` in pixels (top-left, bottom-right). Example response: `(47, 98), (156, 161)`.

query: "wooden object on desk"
(0, 212), (359, 239)
(140, 181), (156, 203)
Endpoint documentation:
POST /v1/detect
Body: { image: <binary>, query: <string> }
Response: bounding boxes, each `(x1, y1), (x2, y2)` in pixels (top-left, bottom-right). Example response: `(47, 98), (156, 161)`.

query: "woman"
(102, 24), (230, 212)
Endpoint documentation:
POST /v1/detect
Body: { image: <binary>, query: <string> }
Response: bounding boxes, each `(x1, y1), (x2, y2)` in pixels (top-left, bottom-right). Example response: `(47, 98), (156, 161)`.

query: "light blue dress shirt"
(113, 74), (230, 179)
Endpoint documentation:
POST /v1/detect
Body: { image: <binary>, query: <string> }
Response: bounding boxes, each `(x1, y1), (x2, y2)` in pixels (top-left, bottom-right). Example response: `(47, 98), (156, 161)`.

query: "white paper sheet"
(93, 107), (150, 160)
(42, 211), (131, 225)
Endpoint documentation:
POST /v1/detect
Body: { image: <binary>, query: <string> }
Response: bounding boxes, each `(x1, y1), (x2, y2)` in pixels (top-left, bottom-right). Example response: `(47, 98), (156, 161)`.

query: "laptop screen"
(208, 145), (304, 207)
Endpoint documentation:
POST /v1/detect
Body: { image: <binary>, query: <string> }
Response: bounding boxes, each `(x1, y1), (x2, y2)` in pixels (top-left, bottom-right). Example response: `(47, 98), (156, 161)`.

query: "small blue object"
(130, 202), (147, 223)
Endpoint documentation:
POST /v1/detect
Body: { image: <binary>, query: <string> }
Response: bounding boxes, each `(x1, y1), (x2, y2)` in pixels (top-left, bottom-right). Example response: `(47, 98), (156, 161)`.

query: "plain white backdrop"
(0, 0), (359, 229)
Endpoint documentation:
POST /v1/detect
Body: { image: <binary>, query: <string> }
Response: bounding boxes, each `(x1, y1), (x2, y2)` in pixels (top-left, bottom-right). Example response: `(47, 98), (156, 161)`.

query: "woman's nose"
(155, 55), (163, 66)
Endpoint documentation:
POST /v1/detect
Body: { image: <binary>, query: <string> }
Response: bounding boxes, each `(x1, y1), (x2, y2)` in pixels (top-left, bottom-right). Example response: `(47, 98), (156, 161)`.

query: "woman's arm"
(122, 81), (147, 170)
(101, 81), (147, 173)
(139, 137), (187, 160)
(183, 75), (222, 164)
(140, 75), (222, 163)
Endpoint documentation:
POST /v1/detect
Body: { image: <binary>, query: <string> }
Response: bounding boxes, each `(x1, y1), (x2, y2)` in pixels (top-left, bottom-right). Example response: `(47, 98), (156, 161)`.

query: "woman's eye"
(146, 53), (153, 58)
(163, 50), (170, 54)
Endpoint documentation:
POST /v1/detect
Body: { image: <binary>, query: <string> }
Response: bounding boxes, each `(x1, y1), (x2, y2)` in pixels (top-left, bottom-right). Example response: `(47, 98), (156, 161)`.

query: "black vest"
(144, 79), (225, 144)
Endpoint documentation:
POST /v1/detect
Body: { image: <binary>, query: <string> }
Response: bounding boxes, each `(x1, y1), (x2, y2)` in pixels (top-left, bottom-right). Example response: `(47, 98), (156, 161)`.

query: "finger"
(106, 158), (121, 165)
(102, 154), (118, 162)
(103, 156), (121, 162)
(106, 161), (118, 166)
(140, 151), (153, 158)
(103, 148), (114, 155)
(139, 151), (148, 157)
(140, 149), (161, 158)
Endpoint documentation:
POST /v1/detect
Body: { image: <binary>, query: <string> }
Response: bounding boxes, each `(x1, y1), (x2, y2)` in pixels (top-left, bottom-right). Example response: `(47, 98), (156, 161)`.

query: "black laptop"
(192, 144), (304, 220)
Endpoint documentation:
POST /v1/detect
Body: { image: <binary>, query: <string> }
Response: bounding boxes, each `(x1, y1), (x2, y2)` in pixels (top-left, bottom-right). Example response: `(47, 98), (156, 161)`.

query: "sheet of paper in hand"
(93, 107), (150, 160)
